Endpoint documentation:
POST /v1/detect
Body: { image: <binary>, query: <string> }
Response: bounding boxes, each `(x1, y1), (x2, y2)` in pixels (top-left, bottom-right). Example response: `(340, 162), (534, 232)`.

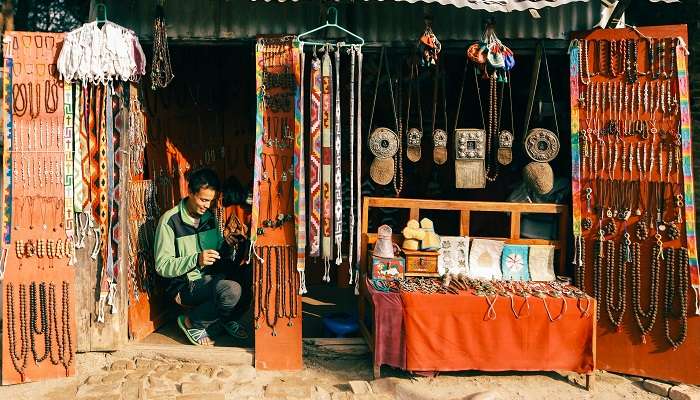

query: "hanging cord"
(406, 62), (423, 133)
(524, 42), (559, 137)
(354, 48), (363, 295)
(348, 45), (356, 284)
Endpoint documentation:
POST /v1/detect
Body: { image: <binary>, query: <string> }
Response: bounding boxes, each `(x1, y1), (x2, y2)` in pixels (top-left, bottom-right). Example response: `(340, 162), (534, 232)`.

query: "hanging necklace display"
(406, 63), (423, 163)
(523, 43), (560, 195)
(368, 47), (400, 187)
(431, 68), (448, 165)
(497, 74), (515, 166)
(150, 1), (175, 89)
(418, 17), (441, 67)
(453, 59), (487, 189)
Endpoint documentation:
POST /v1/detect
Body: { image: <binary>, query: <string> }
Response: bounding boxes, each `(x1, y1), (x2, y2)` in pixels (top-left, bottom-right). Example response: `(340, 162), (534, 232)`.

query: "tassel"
(90, 228), (102, 260)
(348, 264), (354, 285)
(108, 281), (118, 314)
(354, 268), (360, 295)
(96, 292), (107, 323)
(298, 270), (307, 295)
(335, 239), (342, 265)
(323, 259), (331, 283)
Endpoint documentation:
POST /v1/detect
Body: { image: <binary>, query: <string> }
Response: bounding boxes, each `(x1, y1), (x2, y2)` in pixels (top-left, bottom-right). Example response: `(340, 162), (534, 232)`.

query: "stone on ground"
(349, 380), (373, 394)
(109, 359), (135, 371)
(670, 384), (700, 400)
(228, 365), (257, 384)
(265, 379), (313, 398)
(643, 379), (673, 397)
(370, 377), (403, 395)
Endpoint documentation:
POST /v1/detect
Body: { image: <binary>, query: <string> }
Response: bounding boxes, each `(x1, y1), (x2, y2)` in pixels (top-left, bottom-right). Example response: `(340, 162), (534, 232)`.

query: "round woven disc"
(524, 128), (560, 163)
(369, 127), (399, 159)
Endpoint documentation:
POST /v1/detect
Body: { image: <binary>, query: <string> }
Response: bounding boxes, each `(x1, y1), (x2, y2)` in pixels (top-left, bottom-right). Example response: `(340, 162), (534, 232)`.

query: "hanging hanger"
(296, 7), (364, 49)
(95, 2), (108, 26)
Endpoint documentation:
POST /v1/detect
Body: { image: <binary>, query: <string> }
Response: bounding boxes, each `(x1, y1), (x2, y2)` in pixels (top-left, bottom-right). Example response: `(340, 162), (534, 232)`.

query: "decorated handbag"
(522, 43), (560, 195)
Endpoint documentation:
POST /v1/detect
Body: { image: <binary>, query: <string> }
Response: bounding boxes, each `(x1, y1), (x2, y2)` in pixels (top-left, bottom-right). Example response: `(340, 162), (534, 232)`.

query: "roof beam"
(605, 0), (632, 28)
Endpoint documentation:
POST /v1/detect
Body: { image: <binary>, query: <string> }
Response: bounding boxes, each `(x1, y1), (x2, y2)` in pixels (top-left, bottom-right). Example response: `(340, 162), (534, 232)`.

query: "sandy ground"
(0, 347), (665, 400)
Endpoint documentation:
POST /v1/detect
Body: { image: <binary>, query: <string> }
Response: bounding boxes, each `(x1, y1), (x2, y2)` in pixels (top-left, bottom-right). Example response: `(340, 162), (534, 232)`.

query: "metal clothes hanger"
(296, 7), (364, 49)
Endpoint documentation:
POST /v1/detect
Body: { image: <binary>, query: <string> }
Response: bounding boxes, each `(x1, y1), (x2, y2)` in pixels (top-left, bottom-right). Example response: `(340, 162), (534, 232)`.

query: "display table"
(401, 290), (595, 376)
(362, 280), (596, 388)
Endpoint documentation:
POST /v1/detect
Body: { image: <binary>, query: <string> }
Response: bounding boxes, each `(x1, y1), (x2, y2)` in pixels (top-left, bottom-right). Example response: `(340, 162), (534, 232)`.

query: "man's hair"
(187, 168), (220, 194)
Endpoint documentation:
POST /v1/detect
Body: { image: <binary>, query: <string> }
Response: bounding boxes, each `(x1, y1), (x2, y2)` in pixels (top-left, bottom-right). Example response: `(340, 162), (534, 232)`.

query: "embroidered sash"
(249, 40), (265, 256)
(293, 44), (307, 294)
(73, 86), (85, 212)
(333, 49), (343, 266)
(1, 56), (12, 244)
(321, 51), (333, 270)
(63, 83), (75, 265)
(80, 86), (92, 213)
(675, 41), (700, 314)
(309, 56), (322, 257)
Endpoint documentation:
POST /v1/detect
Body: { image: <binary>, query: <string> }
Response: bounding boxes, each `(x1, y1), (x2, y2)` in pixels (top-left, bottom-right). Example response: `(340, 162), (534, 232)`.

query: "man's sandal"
(177, 315), (214, 346)
(222, 320), (248, 340)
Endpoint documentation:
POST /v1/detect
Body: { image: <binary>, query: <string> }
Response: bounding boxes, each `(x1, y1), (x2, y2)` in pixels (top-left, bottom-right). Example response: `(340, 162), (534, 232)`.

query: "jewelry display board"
(570, 24), (700, 383)
(252, 37), (302, 370)
(1, 32), (76, 384)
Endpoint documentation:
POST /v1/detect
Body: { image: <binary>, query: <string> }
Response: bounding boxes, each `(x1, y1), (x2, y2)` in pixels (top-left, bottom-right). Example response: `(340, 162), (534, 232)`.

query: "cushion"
(529, 245), (556, 281)
(500, 244), (530, 281)
(438, 236), (470, 276)
(467, 239), (505, 280)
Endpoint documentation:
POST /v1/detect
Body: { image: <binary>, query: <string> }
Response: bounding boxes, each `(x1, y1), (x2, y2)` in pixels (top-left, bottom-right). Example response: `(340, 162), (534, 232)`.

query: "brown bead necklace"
(664, 247), (689, 349)
(606, 237), (627, 331)
(631, 240), (661, 344)
(6, 282), (30, 382)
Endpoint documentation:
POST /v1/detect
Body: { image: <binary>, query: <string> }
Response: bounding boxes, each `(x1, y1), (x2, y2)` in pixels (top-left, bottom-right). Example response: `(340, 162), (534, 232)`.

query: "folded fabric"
(529, 244), (556, 281)
(501, 244), (530, 281)
(438, 236), (470, 276)
(467, 239), (504, 280)
(419, 218), (441, 251)
(402, 219), (425, 251)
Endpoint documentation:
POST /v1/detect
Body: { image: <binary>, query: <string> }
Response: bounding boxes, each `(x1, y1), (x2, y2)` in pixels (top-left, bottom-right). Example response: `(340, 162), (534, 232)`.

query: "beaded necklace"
(664, 247), (689, 349)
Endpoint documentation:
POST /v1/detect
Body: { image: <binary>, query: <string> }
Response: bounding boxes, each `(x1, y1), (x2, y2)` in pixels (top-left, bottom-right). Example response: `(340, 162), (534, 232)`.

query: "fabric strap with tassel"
(675, 39), (700, 314)
(321, 49), (333, 282)
(333, 48), (343, 267)
(293, 43), (307, 294)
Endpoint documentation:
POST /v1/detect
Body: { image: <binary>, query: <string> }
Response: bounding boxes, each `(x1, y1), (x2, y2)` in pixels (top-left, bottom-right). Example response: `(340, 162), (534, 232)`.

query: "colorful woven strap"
(1, 56), (13, 244)
(293, 43), (307, 294)
(63, 83), (76, 265)
(73, 86), (85, 212)
(569, 41), (582, 238)
(249, 40), (265, 254)
(675, 41), (700, 314)
(321, 51), (333, 268)
(309, 56), (322, 257)
(333, 48), (343, 266)
(81, 86), (92, 213)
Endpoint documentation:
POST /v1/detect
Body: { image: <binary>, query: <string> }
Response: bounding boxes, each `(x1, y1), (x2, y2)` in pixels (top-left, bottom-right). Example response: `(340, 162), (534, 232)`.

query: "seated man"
(154, 168), (249, 346)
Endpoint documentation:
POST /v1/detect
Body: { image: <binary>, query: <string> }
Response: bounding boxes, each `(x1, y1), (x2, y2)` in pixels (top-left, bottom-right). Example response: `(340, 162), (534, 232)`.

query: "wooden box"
(403, 249), (440, 277)
(369, 251), (405, 280)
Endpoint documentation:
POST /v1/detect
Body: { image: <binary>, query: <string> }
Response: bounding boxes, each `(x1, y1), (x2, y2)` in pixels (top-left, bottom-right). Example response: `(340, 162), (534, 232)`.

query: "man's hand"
(198, 249), (220, 267)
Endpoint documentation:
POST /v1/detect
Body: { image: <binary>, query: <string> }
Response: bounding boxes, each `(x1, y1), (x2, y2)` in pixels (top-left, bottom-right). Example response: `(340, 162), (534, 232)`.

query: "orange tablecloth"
(401, 291), (596, 374)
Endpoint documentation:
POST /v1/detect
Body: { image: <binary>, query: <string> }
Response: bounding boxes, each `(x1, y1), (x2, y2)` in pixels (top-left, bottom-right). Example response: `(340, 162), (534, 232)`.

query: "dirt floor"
(0, 345), (665, 400)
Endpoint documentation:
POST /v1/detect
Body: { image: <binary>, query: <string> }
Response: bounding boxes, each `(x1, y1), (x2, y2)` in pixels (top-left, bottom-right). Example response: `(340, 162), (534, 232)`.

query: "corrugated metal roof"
(97, 0), (600, 43)
(253, 0), (588, 12)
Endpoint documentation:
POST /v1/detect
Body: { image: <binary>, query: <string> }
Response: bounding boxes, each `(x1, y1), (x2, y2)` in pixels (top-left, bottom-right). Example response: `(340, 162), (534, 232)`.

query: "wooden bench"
(357, 197), (594, 390)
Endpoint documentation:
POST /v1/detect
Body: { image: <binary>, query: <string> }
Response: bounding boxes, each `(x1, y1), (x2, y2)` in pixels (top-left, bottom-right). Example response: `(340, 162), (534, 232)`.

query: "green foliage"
(14, 0), (91, 32)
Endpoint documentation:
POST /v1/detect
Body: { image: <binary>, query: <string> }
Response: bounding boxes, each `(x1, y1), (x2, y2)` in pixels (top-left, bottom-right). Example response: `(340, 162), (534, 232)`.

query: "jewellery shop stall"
(356, 31), (598, 382)
(570, 24), (700, 384)
(0, 20), (150, 383)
